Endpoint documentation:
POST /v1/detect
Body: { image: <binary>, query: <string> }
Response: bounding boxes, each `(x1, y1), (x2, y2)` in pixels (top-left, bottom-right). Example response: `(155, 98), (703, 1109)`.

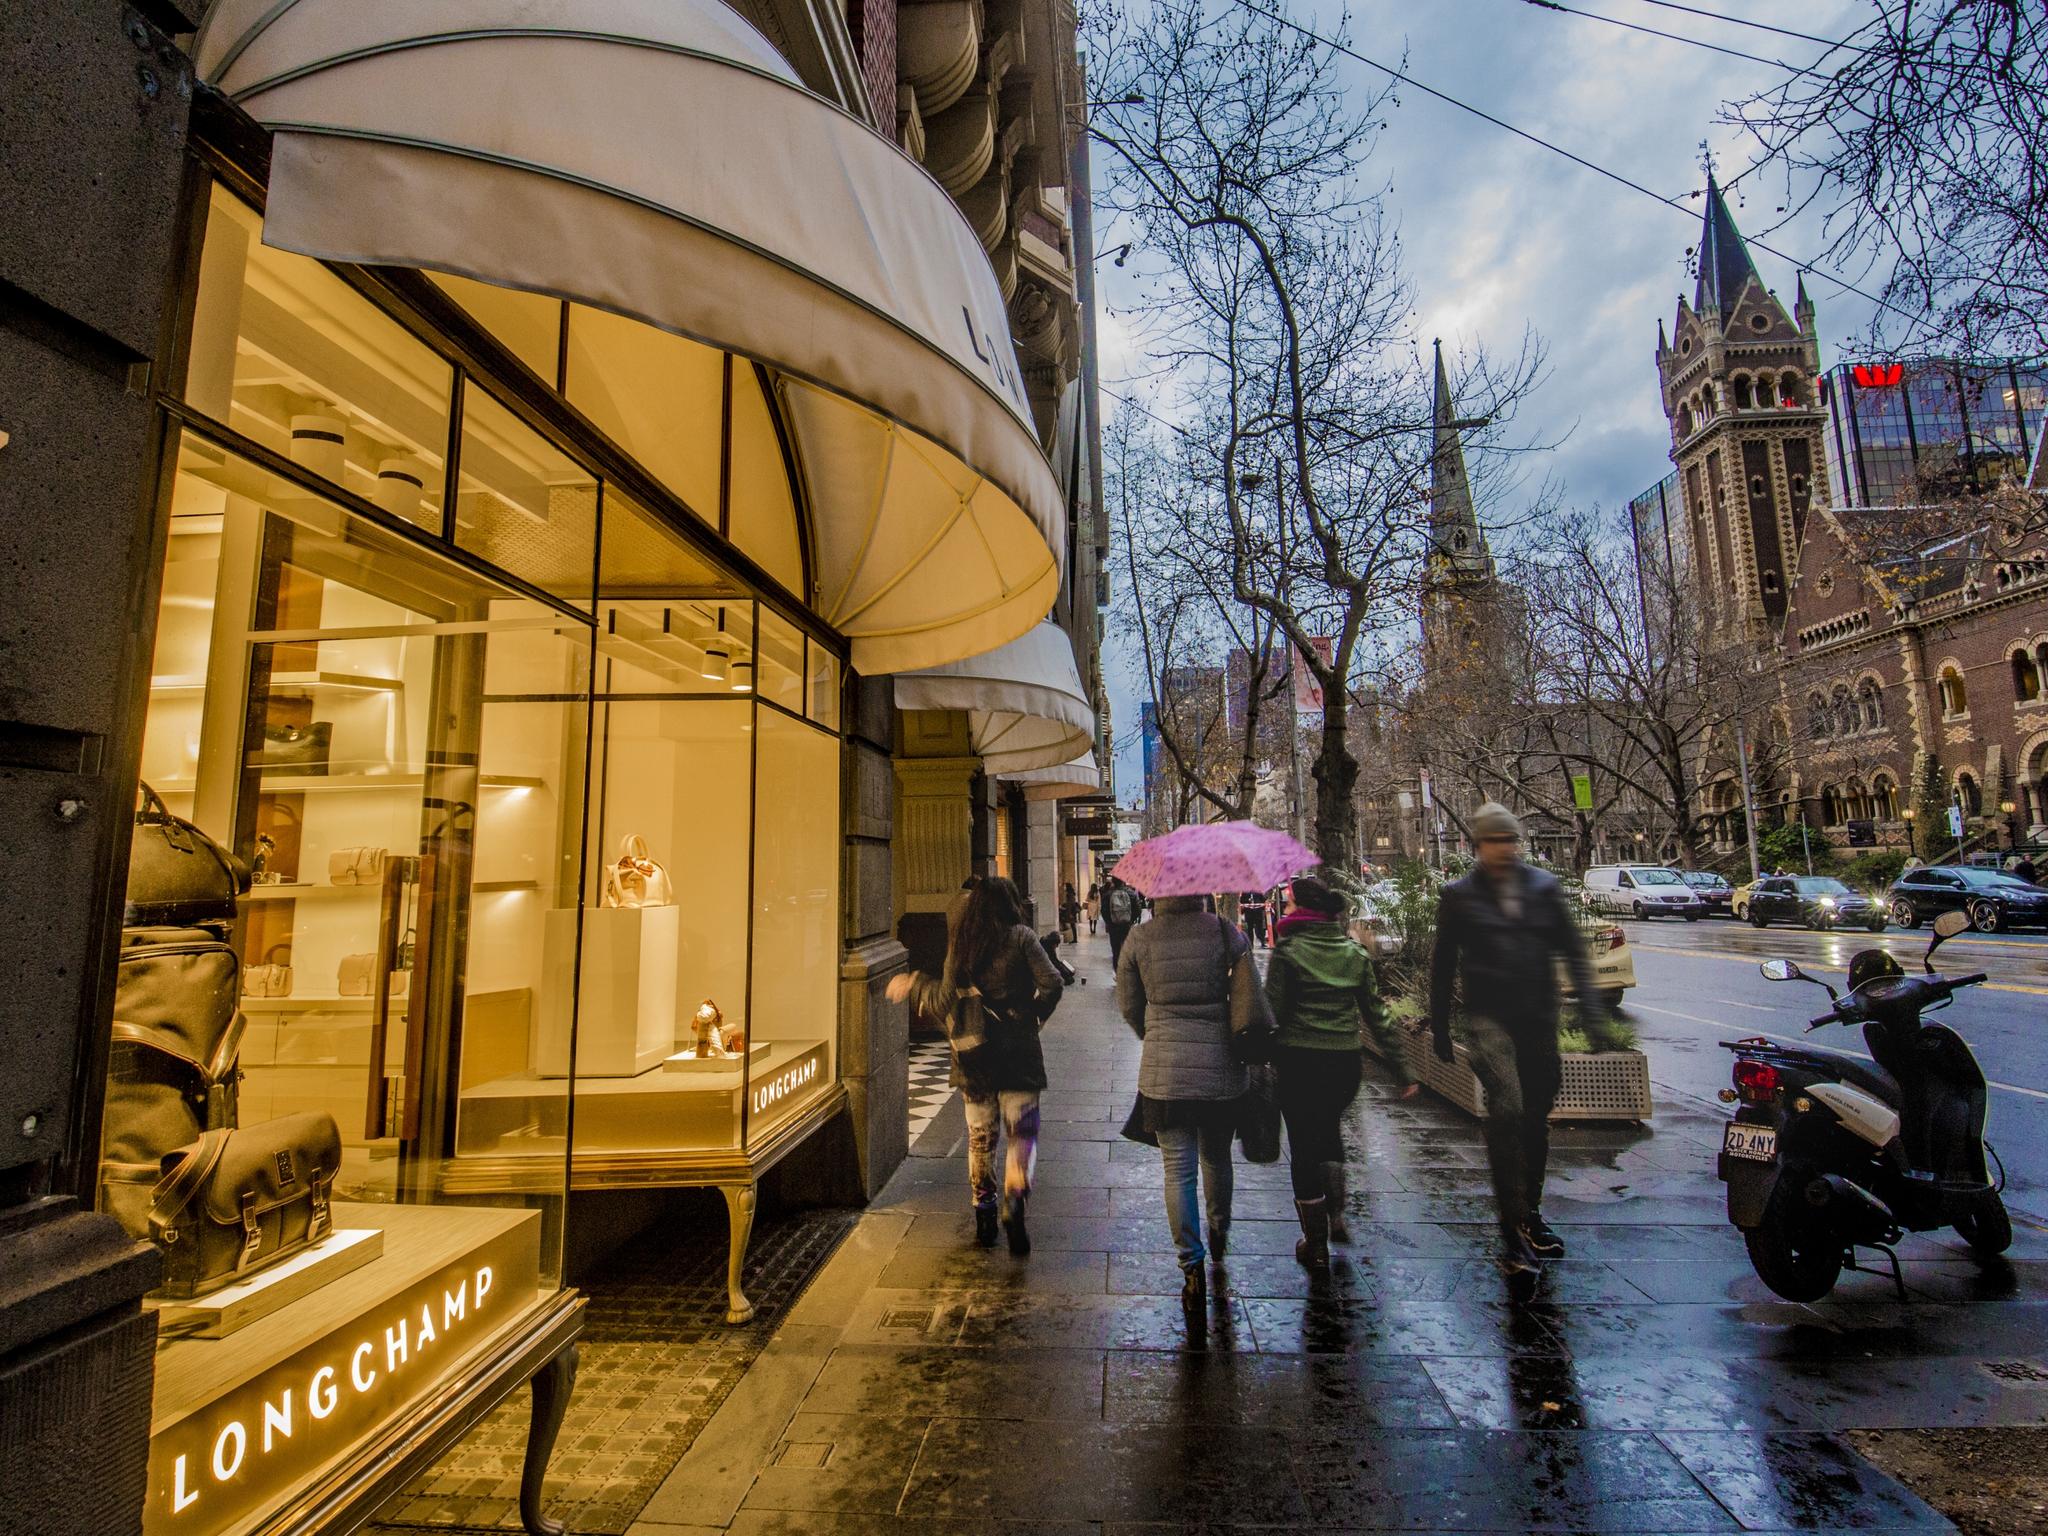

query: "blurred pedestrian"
(889, 875), (1062, 1253)
(1267, 875), (1418, 1267)
(1429, 803), (1597, 1282)
(1060, 881), (1082, 944)
(1103, 876), (1141, 964)
(1240, 887), (1270, 948)
(1084, 881), (1101, 934)
(1117, 893), (1252, 1317)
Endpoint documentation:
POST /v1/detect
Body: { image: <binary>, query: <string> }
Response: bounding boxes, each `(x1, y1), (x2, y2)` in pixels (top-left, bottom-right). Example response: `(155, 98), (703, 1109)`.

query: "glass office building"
(1820, 359), (2048, 509)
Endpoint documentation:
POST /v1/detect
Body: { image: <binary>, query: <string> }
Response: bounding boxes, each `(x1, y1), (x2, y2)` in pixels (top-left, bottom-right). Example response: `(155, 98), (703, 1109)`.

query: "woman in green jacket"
(1267, 876), (1417, 1267)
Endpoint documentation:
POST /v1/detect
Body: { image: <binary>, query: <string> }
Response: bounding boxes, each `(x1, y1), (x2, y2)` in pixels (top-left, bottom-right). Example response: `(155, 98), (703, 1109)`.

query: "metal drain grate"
(1981, 1360), (2048, 1387)
(881, 1307), (937, 1331)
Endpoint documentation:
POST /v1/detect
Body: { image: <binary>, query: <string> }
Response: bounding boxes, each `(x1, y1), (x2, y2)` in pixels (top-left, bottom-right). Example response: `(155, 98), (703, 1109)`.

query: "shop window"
(114, 430), (587, 1530)
(455, 385), (598, 607)
(564, 303), (723, 526)
(1940, 664), (1969, 716)
(430, 271), (563, 384)
(729, 365), (806, 597)
(756, 606), (804, 714)
(186, 186), (450, 531)
(807, 643), (843, 731)
(2014, 649), (2042, 702)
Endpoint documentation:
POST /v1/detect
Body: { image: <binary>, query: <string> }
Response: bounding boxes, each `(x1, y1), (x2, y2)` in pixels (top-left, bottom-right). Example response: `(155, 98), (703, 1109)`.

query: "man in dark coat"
(1429, 802), (1598, 1279)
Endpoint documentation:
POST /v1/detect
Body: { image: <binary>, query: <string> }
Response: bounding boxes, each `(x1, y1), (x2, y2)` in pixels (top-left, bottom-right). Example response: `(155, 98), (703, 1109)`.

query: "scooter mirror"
(1760, 959), (1802, 981)
(1932, 910), (1970, 939)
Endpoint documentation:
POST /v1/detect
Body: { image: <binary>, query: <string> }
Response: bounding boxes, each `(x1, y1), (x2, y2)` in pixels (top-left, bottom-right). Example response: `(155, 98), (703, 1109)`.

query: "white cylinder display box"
(374, 455), (428, 521)
(534, 904), (680, 1077)
(288, 412), (347, 483)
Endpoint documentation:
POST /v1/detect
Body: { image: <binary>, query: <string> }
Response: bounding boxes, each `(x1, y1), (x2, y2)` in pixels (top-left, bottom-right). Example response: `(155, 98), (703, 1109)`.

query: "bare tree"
(1087, 0), (1542, 866)
(1726, 0), (2048, 358)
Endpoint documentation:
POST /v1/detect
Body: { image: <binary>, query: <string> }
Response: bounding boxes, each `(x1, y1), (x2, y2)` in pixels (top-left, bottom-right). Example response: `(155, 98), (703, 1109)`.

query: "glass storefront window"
(729, 363), (805, 596)
(116, 431), (583, 1534)
(564, 302), (724, 526)
(807, 642), (842, 731)
(757, 607), (804, 715)
(187, 186), (451, 531)
(455, 385), (599, 608)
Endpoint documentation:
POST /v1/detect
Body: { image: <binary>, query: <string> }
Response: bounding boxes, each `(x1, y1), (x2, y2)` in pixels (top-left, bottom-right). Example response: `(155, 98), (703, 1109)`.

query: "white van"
(1583, 864), (1704, 921)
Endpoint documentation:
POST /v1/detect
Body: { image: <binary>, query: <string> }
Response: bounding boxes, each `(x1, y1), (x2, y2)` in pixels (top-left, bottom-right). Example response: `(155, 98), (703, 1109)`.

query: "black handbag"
(250, 720), (333, 776)
(1220, 916), (1277, 1064)
(1236, 1065), (1283, 1164)
(149, 1112), (342, 1299)
(126, 782), (249, 927)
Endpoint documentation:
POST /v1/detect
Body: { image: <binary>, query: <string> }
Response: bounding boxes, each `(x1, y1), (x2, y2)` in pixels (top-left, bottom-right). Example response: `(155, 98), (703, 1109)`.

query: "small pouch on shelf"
(148, 1112), (342, 1298)
(328, 846), (388, 886)
(337, 953), (375, 997)
(242, 944), (294, 999)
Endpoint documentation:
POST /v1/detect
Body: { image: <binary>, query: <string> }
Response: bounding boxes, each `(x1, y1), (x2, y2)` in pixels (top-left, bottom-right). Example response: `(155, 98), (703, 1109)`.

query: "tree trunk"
(1311, 696), (1358, 867)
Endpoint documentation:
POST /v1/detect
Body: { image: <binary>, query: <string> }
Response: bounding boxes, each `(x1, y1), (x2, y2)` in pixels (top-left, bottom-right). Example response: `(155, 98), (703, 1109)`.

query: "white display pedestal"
(536, 905), (678, 1077)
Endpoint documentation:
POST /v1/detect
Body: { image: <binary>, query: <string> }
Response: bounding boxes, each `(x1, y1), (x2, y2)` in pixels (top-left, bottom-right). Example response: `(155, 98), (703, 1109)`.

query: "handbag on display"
(250, 721), (333, 777)
(1221, 916), (1277, 1064)
(148, 1112), (342, 1299)
(338, 954), (411, 999)
(243, 944), (294, 999)
(328, 846), (388, 886)
(602, 834), (674, 908)
(101, 787), (252, 1241)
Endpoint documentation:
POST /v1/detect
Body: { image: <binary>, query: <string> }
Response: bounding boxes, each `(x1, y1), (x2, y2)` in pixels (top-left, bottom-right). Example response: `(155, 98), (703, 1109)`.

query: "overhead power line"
(1225, 0), (1918, 328)
(1516, 0), (1809, 73)
(1616, 0), (1870, 54)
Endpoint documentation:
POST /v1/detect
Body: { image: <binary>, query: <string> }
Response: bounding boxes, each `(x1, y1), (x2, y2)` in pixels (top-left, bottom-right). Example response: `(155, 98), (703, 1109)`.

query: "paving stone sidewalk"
(622, 929), (2048, 1534)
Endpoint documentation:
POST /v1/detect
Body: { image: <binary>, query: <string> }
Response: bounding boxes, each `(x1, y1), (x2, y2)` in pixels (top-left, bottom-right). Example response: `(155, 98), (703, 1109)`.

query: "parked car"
(1347, 893), (1403, 958)
(1583, 864), (1705, 920)
(1678, 869), (1735, 917)
(1887, 864), (2048, 932)
(1746, 874), (1885, 931)
(1730, 879), (1759, 920)
(1566, 920), (1636, 1012)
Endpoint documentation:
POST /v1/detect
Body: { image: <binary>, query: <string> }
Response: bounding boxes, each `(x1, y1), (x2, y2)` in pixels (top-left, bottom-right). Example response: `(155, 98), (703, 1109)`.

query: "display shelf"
(152, 670), (404, 693)
(240, 995), (374, 1011)
(148, 773), (547, 795)
(243, 878), (537, 901)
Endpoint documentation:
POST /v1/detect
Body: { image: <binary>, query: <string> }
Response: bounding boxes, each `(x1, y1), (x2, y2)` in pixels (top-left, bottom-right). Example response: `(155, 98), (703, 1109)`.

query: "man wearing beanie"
(1428, 801), (1598, 1283)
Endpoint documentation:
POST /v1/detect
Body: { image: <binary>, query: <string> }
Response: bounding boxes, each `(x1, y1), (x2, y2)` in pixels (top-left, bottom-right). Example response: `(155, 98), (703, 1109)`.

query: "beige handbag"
(602, 834), (674, 908)
(337, 955), (410, 999)
(242, 943), (294, 999)
(328, 846), (388, 886)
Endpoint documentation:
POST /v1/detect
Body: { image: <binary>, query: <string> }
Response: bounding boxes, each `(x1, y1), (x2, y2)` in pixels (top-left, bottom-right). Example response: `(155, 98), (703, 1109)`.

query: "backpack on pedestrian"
(1105, 884), (1137, 925)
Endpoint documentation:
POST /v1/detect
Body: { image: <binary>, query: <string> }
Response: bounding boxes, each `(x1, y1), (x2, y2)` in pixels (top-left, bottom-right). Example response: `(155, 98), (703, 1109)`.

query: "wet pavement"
(624, 929), (2048, 1534)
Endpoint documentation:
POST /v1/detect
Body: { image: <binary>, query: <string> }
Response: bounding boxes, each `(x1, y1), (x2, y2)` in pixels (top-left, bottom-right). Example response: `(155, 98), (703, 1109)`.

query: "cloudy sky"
(1096, 0), (1881, 804)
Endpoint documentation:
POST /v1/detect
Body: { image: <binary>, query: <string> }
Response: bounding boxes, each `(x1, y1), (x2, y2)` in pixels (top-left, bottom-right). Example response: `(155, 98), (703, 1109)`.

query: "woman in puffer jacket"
(1266, 875), (1417, 1267)
(1116, 893), (1256, 1316)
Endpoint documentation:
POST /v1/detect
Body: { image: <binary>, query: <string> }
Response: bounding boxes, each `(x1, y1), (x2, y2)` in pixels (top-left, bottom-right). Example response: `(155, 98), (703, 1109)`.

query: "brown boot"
(1294, 1197), (1330, 1268)
(1323, 1162), (1352, 1243)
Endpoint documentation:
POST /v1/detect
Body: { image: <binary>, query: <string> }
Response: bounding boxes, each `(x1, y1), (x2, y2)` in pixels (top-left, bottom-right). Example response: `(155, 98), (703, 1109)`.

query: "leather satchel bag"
(1221, 916), (1277, 1064)
(149, 1112), (342, 1299)
(337, 954), (410, 999)
(327, 846), (388, 886)
(243, 944), (294, 999)
(250, 721), (333, 777)
(602, 834), (674, 908)
(126, 782), (249, 928)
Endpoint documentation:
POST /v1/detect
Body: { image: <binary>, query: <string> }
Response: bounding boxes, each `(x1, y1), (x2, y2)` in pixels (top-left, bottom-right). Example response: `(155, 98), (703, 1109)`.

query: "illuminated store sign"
(751, 1051), (822, 1114)
(1853, 363), (1904, 388)
(146, 1217), (536, 1536)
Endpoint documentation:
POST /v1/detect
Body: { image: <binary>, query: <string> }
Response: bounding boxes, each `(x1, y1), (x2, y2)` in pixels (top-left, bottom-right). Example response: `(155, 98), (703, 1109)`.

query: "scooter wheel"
(1744, 1190), (1844, 1302)
(1955, 1195), (2013, 1257)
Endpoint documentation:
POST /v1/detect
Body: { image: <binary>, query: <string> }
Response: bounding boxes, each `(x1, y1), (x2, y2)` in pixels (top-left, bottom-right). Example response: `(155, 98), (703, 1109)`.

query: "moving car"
(1679, 869), (1735, 917)
(1745, 874), (1885, 931)
(1583, 864), (1705, 920)
(1568, 921), (1636, 1012)
(1886, 864), (2048, 932)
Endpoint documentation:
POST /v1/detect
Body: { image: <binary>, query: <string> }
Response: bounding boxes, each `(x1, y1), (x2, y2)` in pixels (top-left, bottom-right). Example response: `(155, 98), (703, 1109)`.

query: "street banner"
(1418, 768), (1433, 809)
(1571, 774), (1593, 811)
(1292, 636), (1332, 711)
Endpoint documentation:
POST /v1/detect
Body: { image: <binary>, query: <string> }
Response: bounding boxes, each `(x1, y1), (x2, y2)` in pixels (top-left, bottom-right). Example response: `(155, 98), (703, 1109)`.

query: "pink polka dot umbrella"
(1113, 820), (1321, 899)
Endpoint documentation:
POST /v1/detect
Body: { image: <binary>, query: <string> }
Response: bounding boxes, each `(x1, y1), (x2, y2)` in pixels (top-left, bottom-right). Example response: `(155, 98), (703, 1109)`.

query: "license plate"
(1723, 1123), (1777, 1163)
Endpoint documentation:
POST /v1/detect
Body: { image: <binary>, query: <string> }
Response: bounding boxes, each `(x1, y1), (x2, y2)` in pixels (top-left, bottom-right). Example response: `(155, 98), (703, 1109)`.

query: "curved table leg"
(519, 1343), (579, 1536)
(722, 1181), (757, 1324)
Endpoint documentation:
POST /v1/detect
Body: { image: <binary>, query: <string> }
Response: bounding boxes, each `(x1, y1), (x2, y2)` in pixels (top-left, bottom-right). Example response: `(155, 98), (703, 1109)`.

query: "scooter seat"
(1834, 1057), (1903, 1107)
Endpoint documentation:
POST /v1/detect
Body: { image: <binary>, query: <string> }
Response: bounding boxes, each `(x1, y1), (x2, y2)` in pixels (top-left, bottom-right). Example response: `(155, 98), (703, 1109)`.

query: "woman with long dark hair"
(889, 876), (1063, 1252)
(1267, 875), (1416, 1266)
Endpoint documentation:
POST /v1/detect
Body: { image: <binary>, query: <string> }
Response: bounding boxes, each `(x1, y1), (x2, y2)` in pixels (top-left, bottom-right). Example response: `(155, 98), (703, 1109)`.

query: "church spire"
(1694, 171), (1761, 320)
(1428, 339), (1490, 582)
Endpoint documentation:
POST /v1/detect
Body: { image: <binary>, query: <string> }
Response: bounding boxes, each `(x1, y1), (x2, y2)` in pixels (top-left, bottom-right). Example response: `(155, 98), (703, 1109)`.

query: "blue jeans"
(1156, 1122), (1235, 1268)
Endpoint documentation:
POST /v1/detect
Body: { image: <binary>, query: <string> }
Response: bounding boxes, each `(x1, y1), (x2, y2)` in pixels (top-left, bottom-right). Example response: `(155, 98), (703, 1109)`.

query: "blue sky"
(1094, 0), (1878, 805)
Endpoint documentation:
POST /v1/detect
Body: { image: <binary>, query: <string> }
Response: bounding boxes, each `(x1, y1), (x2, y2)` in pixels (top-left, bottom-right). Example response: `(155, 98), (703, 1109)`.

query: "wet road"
(1622, 915), (2048, 1223)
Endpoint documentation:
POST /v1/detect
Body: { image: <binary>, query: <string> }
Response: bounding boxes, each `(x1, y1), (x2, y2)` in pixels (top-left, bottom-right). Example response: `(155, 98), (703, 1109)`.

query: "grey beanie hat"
(1469, 801), (1522, 841)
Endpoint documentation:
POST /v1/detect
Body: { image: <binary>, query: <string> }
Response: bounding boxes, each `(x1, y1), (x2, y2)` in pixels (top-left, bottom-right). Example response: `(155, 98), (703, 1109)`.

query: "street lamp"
(1901, 805), (1917, 860)
(2002, 799), (2019, 851)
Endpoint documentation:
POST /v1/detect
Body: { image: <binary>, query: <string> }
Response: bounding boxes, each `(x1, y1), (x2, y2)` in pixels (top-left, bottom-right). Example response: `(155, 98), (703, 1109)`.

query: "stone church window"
(1859, 679), (1884, 728)
(1807, 693), (1829, 739)
(2014, 649), (2042, 702)
(1939, 664), (1969, 717)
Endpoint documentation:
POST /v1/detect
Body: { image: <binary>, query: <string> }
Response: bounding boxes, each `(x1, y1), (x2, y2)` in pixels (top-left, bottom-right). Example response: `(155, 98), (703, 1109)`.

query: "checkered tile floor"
(905, 1038), (955, 1147)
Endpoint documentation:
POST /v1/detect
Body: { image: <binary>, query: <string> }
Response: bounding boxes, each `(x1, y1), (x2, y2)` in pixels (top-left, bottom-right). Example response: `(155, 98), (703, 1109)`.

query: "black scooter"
(1716, 909), (2012, 1301)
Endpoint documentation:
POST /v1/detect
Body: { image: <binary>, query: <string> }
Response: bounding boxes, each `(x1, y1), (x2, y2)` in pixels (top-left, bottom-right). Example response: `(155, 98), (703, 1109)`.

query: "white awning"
(194, 0), (1061, 674)
(894, 622), (1093, 774)
(1010, 751), (1102, 801)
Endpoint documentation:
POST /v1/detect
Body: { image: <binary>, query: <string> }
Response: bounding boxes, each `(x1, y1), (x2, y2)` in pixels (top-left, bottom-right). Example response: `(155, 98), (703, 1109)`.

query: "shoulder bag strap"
(148, 1127), (230, 1238)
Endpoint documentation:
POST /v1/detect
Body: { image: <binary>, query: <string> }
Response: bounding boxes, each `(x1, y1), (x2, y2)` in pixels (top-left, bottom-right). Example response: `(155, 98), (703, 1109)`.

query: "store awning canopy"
(194, 0), (1062, 673)
(1011, 751), (1103, 801)
(895, 622), (1094, 773)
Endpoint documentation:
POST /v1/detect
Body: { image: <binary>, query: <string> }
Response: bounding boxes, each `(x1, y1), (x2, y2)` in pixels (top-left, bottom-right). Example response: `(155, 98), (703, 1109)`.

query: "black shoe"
(1496, 1229), (1541, 1278)
(1521, 1214), (1566, 1258)
(1003, 1193), (1030, 1255)
(974, 1203), (999, 1248)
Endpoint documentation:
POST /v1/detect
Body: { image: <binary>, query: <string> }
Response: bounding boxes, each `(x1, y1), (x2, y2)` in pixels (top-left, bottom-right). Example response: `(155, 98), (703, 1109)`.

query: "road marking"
(1634, 943), (2048, 996)
(1716, 998), (1776, 1011)
(1632, 1003), (2048, 1104)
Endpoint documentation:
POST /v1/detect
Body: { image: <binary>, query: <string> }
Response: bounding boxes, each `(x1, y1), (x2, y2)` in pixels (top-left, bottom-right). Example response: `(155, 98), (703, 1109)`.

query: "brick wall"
(848, 0), (897, 136)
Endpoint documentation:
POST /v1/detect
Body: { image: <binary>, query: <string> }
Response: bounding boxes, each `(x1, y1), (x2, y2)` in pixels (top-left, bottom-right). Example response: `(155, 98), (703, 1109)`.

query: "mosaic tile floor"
(905, 1039), (955, 1148)
(368, 1194), (855, 1536)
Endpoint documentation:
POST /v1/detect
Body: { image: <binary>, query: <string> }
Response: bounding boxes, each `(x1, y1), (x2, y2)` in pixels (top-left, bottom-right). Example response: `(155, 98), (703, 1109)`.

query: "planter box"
(1368, 1025), (1653, 1122)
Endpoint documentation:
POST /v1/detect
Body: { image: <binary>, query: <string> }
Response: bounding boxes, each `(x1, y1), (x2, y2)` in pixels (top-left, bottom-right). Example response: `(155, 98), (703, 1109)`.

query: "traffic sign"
(1947, 805), (1965, 839)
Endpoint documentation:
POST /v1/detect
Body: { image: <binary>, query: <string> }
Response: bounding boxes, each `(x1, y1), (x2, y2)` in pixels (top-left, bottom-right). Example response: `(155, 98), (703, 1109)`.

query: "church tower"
(1421, 340), (1511, 688)
(1656, 171), (1828, 637)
